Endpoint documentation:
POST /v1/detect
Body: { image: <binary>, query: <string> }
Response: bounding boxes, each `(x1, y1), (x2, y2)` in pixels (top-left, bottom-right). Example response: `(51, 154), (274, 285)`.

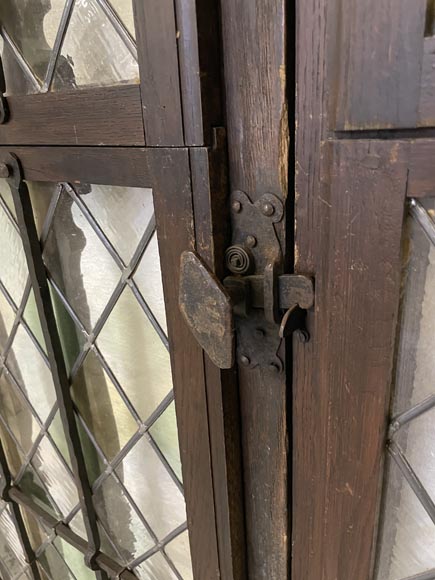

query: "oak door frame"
(0, 144), (245, 580)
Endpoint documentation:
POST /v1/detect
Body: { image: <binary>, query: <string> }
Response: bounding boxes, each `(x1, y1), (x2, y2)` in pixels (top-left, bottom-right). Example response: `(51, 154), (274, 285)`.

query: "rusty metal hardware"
(179, 251), (314, 370)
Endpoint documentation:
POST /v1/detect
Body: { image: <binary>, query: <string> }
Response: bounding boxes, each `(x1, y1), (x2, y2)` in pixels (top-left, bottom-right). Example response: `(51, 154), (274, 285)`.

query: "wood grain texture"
(0, 86), (145, 146)
(294, 139), (409, 580)
(408, 139), (435, 198)
(220, 0), (289, 577)
(133, 0), (184, 146)
(174, 0), (224, 145)
(329, 0), (426, 130)
(418, 37), (435, 126)
(146, 150), (221, 579)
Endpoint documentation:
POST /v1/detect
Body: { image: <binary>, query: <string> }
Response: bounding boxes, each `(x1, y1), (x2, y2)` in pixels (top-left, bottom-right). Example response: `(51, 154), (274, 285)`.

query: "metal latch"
(179, 251), (314, 370)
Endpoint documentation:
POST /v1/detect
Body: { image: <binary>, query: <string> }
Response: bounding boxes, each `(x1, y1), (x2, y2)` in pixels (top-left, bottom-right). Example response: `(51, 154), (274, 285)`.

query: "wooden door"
(294, 1), (435, 579)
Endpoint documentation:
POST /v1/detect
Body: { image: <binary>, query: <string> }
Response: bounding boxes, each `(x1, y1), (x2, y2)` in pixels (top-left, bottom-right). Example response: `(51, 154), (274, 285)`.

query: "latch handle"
(179, 251), (314, 370)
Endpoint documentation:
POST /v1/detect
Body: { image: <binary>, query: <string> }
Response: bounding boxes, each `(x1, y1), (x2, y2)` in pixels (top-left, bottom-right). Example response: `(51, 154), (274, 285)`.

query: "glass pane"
(0, 0), (66, 82)
(31, 435), (79, 518)
(23, 289), (46, 352)
(79, 185), (154, 266)
(44, 189), (121, 332)
(53, 0), (139, 91)
(0, 290), (16, 353)
(72, 349), (138, 461)
(0, 420), (24, 479)
(0, 178), (17, 220)
(0, 372), (39, 456)
(6, 324), (56, 423)
(97, 287), (173, 421)
(108, 0), (136, 38)
(68, 510), (87, 541)
(376, 201), (435, 579)
(116, 435), (186, 540)
(150, 401), (182, 481)
(0, 39), (40, 97)
(53, 536), (95, 580)
(135, 552), (178, 580)
(38, 543), (76, 580)
(93, 473), (154, 563)
(17, 464), (61, 520)
(0, 205), (28, 307)
(165, 531), (193, 579)
(134, 232), (168, 334)
(21, 505), (50, 552)
(0, 505), (27, 578)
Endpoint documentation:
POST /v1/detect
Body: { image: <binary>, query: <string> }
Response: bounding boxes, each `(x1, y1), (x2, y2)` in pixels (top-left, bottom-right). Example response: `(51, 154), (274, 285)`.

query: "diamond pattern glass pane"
(17, 464), (61, 520)
(376, 199), (435, 580)
(0, 204), (28, 307)
(0, 504), (27, 578)
(93, 473), (154, 563)
(38, 543), (76, 580)
(0, 0), (66, 82)
(134, 552), (178, 580)
(150, 401), (182, 481)
(53, 536), (96, 580)
(116, 435), (186, 540)
(6, 324), (56, 423)
(0, 290), (16, 354)
(97, 286), (173, 421)
(165, 531), (193, 580)
(0, 420), (24, 479)
(108, 0), (136, 38)
(0, 372), (39, 456)
(72, 349), (138, 461)
(53, 0), (139, 91)
(44, 188), (120, 332)
(134, 232), (168, 334)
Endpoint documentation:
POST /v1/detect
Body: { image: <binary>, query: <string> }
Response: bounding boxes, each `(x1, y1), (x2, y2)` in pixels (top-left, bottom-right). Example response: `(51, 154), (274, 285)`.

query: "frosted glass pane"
(0, 420), (24, 479)
(72, 349), (138, 460)
(0, 179), (16, 219)
(0, 291), (16, 353)
(109, 0), (136, 38)
(0, 0), (66, 81)
(44, 190), (120, 332)
(0, 506), (27, 578)
(38, 543), (75, 580)
(93, 473), (154, 563)
(20, 505), (50, 552)
(0, 372), (39, 456)
(79, 185), (154, 265)
(165, 531), (193, 580)
(54, 537), (95, 580)
(97, 287), (173, 421)
(135, 552), (178, 580)
(53, 0), (139, 90)
(23, 289), (46, 352)
(134, 233), (168, 334)
(150, 401), (182, 481)
(31, 436), (78, 518)
(117, 435), (186, 539)
(0, 206), (28, 306)
(6, 325), (56, 423)
(18, 464), (61, 520)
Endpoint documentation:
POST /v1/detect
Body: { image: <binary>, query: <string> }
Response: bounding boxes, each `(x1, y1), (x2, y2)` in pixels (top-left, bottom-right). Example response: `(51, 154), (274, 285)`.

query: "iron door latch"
(179, 189), (314, 372)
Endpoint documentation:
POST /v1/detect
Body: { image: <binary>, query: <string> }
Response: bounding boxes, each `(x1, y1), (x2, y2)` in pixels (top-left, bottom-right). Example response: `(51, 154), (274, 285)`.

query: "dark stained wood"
(293, 138), (409, 580)
(328, 0), (426, 130)
(189, 130), (247, 579)
(150, 149), (221, 579)
(133, 0), (184, 146)
(0, 146), (156, 187)
(0, 86), (145, 146)
(220, 0), (289, 577)
(407, 139), (435, 198)
(174, 0), (224, 145)
(419, 37), (435, 126)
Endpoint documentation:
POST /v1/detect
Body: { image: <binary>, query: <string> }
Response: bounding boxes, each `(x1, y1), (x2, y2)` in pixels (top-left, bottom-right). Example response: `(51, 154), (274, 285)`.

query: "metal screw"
(296, 329), (310, 343)
(261, 202), (275, 217)
(240, 354), (251, 367)
(232, 200), (242, 213)
(0, 163), (10, 178)
(246, 235), (257, 248)
(269, 362), (280, 373)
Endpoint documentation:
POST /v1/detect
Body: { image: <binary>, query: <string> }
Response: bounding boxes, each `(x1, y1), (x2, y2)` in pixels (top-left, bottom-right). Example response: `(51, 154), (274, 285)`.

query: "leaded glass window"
(0, 0), (139, 94)
(0, 177), (193, 579)
(375, 199), (435, 580)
